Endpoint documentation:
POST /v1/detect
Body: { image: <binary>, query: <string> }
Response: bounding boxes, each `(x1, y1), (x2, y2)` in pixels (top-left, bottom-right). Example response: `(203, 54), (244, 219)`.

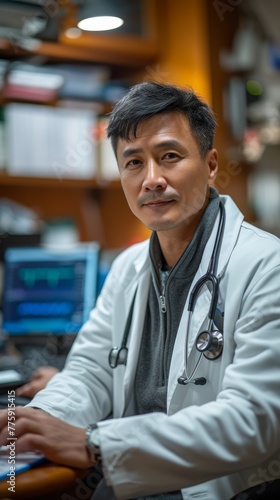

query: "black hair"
(107, 81), (217, 158)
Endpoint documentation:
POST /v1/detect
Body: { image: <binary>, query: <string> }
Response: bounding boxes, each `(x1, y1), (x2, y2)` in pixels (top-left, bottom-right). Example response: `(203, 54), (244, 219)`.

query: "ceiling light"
(77, 1), (124, 32)
(77, 15), (123, 32)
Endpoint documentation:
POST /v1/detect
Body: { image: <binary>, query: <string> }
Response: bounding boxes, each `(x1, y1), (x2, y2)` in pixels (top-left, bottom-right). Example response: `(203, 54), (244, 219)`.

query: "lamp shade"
(77, 0), (124, 31)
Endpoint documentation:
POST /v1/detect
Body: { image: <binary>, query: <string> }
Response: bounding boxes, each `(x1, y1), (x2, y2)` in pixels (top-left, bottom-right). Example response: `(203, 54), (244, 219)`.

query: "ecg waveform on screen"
(18, 267), (75, 288)
(17, 301), (73, 317)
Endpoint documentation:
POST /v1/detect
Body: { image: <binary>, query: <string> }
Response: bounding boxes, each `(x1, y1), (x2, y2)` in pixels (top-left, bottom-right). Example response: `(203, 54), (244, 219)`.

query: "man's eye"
(127, 159), (141, 167)
(164, 152), (178, 159)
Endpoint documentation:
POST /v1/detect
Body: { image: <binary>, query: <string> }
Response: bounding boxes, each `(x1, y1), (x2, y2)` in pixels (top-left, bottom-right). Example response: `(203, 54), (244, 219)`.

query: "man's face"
(116, 112), (218, 236)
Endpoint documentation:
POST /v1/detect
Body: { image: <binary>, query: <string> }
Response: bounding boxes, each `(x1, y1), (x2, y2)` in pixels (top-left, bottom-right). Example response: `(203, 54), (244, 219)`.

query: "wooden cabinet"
(0, 1), (159, 249)
(0, 174), (150, 248)
(0, 105), (150, 249)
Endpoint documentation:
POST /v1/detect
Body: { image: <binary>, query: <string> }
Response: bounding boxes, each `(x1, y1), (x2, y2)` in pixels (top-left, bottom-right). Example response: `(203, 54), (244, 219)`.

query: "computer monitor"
(2, 244), (99, 337)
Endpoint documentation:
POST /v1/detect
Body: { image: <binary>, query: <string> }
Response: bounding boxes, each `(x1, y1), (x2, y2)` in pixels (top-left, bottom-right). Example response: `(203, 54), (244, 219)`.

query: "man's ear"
(207, 149), (218, 185)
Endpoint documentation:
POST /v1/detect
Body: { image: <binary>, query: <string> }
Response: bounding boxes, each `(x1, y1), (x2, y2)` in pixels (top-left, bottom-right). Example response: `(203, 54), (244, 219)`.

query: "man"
(1, 82), (280, 500)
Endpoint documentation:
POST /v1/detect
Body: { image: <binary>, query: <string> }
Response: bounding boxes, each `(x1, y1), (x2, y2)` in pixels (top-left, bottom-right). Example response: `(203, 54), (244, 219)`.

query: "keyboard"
(0, 369), (24, 392)
(0, 348), (67, 391)
(15, 352), (66, 381)
(0, 354), (22, 370)
(0, 393), (31, 407)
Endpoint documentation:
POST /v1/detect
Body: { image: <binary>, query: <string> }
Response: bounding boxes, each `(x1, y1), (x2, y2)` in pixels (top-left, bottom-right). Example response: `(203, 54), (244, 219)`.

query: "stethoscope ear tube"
(188, 274), (219, 320)
(108, 287), (138, 368)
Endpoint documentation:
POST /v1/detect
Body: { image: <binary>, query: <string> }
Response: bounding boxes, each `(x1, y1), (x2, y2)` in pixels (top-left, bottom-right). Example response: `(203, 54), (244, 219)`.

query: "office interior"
(0, 0), (280, 380)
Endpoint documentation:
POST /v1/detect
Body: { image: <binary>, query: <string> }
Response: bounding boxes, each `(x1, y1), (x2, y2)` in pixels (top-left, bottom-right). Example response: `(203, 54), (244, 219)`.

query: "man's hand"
(0, 406), (92, 469)
(16, 367), (59, 399)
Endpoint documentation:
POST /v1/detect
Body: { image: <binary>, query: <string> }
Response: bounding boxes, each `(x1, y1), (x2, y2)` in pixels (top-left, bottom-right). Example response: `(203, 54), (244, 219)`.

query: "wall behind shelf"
(154, 0), (254, 221)
(206, 1), (255, 223)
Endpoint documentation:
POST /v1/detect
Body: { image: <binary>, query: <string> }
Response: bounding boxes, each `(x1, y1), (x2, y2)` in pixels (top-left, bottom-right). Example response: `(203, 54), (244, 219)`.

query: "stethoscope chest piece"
(196, 329), (223, 360)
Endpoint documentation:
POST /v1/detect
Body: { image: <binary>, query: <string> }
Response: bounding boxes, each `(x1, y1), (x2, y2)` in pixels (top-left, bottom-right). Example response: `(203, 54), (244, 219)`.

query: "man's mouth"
(143, 199), (174, 208)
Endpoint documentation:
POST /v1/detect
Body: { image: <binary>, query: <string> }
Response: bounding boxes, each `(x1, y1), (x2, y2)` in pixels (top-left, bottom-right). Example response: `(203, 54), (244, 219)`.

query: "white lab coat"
(30, 195), (280, 500)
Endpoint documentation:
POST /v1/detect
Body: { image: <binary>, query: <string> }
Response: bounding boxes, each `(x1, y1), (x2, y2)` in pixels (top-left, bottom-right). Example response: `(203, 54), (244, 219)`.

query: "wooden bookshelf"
(0, 172), (97, 189)
(0, 0), (162, 249)
(1, 0), (252, 248)
(0, 0), (159, 67)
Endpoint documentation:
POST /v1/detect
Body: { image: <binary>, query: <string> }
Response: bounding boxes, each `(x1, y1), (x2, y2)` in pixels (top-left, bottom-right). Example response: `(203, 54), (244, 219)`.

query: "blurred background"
(0, 0), (280, 382)
(0, 0), (280, 251)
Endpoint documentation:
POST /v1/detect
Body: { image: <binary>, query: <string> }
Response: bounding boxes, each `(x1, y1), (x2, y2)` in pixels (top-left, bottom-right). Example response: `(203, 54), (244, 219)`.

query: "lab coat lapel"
(121, 255), (151, 417)
(124, 279), (150, 411)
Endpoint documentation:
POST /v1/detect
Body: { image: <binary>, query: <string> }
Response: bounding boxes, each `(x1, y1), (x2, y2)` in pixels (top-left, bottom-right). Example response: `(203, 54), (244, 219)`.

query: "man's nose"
(142, 161), (167, 190)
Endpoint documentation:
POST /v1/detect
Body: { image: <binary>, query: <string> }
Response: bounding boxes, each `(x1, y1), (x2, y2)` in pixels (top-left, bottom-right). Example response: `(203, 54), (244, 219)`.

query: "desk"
(0, 462), (92, 500)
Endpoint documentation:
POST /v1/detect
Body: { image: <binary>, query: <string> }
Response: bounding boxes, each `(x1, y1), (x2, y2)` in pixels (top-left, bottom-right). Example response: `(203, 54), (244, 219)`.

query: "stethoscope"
(109, 202), (226, 387)
(178, 201), (225, 386)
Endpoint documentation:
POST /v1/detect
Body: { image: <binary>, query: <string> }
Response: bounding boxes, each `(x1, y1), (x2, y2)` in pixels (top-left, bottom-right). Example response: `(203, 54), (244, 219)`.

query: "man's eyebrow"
(121, 140), (185, 159)
(154, 139), (183, 149)
(121, 147), (144, 159)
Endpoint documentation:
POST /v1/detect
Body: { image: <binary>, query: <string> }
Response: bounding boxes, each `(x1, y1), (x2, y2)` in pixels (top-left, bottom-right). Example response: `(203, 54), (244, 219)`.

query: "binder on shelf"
(0, 107), (6, 170)
(57, 64), (110, 100)
(3, 63), (64, 102)
(97, 117), (119, 181)
(0, 60), (9, 92)
(5, 103), (98, 180)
